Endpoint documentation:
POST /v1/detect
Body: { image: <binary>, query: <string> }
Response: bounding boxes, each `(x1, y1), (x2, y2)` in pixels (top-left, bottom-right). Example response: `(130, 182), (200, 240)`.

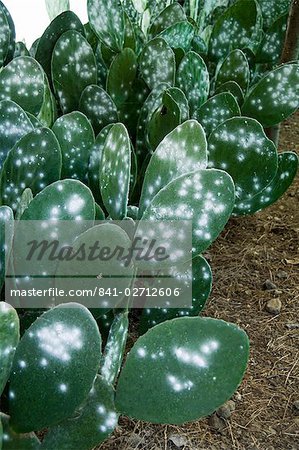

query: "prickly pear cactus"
(19, 179), (95, 221)
(0, 0), (297, 443)
(141, 169), (235, 256)
(0, 4), (10, 68)
(208, 117), (278, 212)
(176, 51), (209, 118)
(139, 120), (207, 217)
(0, 101), (33, 167)
(139, 38), (175, 90)
(215, 80), (244, 106)
(0, 57), (47, 117)
(256, 14), (287, 64)
(51, 30), (97, 113)
(52, 112), (94, 181)
(79, 85), (118, 135)
(88, 0), (125, 52)
(35, 11), (84, 85)
(116, 317), (249, 424)
(15, 188), (33, 220)
(88, 124), (113, 204)
(209, 0), (262, 60)
(41, 376), (118, 450)
(9, 303), (102, 433)
(0, 303), (19, 396)
(147, 89), (181, 149)
(148, 3), (186, 38)
(139, 256), (212, 333)
(196, 93), (240, 137)
(0, 413), (40, 450)
(233, 152), (299, 216)
(0, 128), (62, 211)
(100, 312), (129, 385)
(215, 49), (250, 93)
(242, 64), (299, 127)
(100, 123), (131, 219)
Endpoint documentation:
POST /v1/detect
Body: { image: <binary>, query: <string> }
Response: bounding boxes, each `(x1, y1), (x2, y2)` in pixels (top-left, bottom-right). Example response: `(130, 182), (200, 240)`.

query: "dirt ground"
(98, 113), (299, 450)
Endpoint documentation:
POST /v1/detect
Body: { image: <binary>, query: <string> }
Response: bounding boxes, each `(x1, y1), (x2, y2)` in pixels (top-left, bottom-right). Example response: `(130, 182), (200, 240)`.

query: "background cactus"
(0, 0), (298, 448)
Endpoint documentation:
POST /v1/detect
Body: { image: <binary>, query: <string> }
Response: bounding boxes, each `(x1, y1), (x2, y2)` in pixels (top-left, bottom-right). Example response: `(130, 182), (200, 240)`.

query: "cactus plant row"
(0, 0), (298, 448)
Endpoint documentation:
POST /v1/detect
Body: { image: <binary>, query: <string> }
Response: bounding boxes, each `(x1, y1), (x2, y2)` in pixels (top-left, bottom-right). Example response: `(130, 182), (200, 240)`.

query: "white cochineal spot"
(167, 374), (194, 392)
(36, 322), (83, 362)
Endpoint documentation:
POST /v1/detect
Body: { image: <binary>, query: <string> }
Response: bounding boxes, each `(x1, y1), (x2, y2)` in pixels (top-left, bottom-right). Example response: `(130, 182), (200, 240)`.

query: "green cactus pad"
(139, 38), (175, 90)
(234, 152), (299, 216)
(37, 79), (57, 128)
(136, 82), (169, 159)
(123, 12), (137, 52)
(159, 22), (195, 52)
(52, 30), (97, 113)
(139, 120), (207, 217)
(139, 256), (212, 334)
(141, 169), (235, 256)
(9, 303), (102, 433)
(0, 5), (10, 67)
(242, 64), (299, 127)
(14, 42), (30, 58)
(147, 90), (181, 150)
(88, 0), (125, 52)
(0, 206), (14, 290)
(19, 179), (95, 221)
(0, 414), (40, 450)
(215, 81), (244, 106)
(52, 112), (94, 181)
(215, 49), (250, 92)
(100, 312), (129, 385)
(95, 203), (105, 220)
(166, 87), (189, 122)
(45, 0), (70, 21)
(0, 302), (19, 396)
(208, 117), (278, 206)
(100, 123), (131, 219)
(41, 376), (118, 450)
(0, 128), (62, 212)
(118, 78), (149, 139)
(15, 188), (33, 220)
(88, 124), (113, 204)
(209, 0), (262, 61)
(258, 0), (291, 29)
(116, 316), (249, 424)
(107, 48), (137, 108)
(196, 93), (241, 137)
(176, 51), (209, 118)
(79, 85), (118, 135)
(148, 3), (186, 38)
(35, 11), (84, 85)
(0, 57), (47, 116)
(0, 100), (33, 167)
(256, 14), (287, 64)
(26, 113), (42, 128)
(0, 0), (15, 65)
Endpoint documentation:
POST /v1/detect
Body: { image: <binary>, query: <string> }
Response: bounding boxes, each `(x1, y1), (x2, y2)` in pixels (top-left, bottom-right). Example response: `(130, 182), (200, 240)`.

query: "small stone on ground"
(266, 298), (282, 315)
